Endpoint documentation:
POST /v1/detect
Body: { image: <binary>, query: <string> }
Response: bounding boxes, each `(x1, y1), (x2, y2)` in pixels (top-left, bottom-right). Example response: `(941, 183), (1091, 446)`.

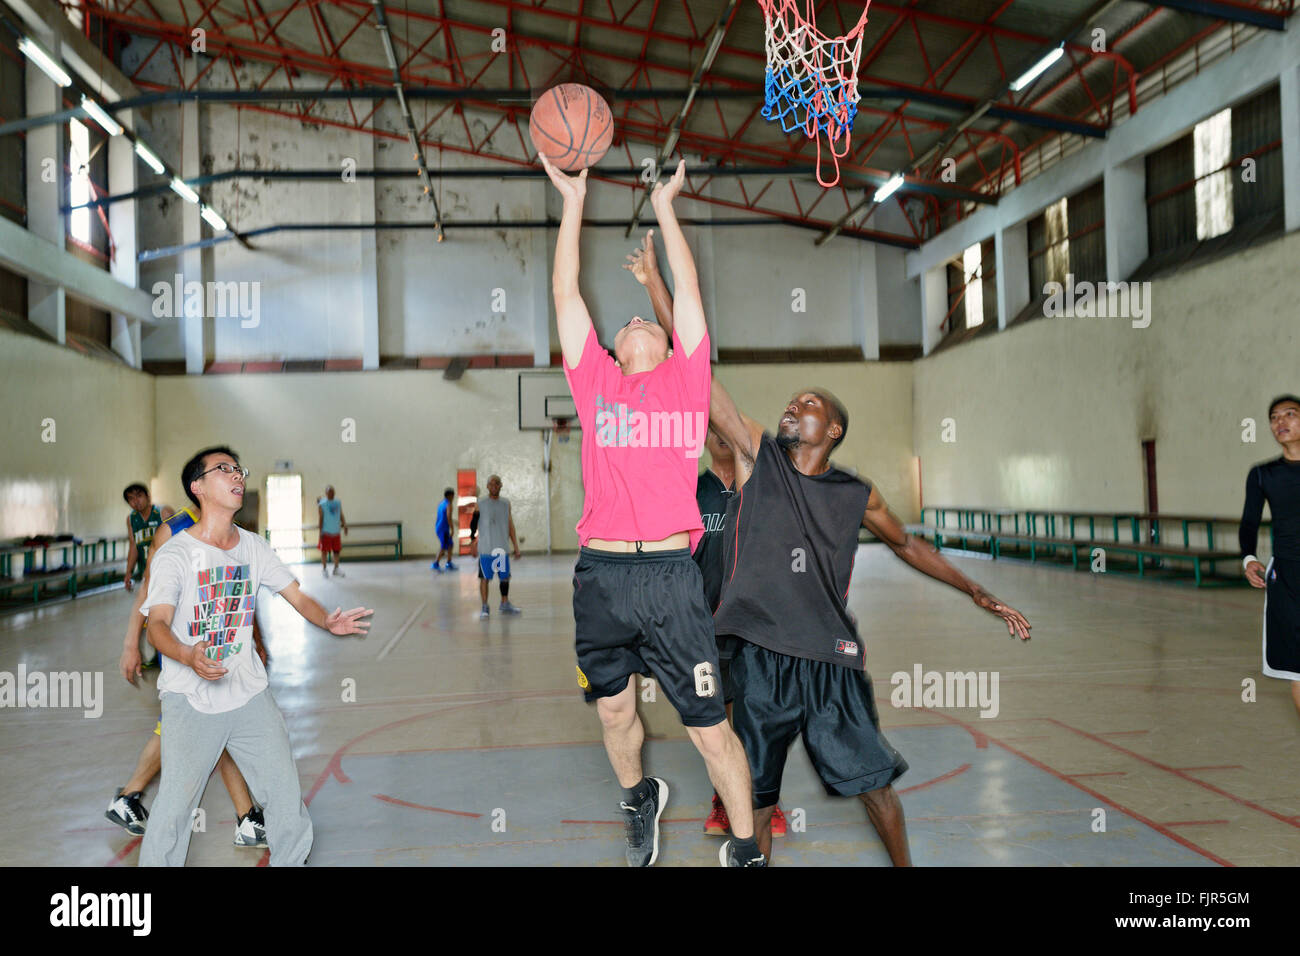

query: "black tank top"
(694, 469), (733, 612)
(713, 434), (872, 669)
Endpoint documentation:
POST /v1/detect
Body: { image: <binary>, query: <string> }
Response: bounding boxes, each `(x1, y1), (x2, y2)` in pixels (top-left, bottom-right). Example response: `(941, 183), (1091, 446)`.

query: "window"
(944, 237), (996, 339)
(1026, 182), (1105, 308)
(1143, 85), (1283, 274)
(69, 118), (90, 243)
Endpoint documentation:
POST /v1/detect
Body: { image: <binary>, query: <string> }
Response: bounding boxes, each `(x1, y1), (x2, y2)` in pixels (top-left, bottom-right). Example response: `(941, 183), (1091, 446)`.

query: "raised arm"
(650, 160), (705, 357)
(862, 488), (1031, 640)
(625, 229), (675, 335)
(709, 377), (764, 488)
(541, 154), (595, 367)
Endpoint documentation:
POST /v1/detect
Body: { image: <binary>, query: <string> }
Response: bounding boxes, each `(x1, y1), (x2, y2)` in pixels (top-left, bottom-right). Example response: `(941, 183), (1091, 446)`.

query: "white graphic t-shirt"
(142, 526), (297, 714)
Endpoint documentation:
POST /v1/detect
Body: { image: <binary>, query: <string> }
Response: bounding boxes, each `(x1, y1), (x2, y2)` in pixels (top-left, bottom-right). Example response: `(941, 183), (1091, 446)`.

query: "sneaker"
(499, 601), (522, 615)
(771, 805), (787, 838)
(479, 605), (489, 620)
(719, 839), (768, 867)
(431, 562), (443, 573)
(321, 567), (329, 577)
(106, 789), (148, 835)
(703, 793), (730, 836)
(620, 777), (669, 867)
(446, 561), (458, 571)
(233, 807), (268, 848)
(332, 568), (345, 577)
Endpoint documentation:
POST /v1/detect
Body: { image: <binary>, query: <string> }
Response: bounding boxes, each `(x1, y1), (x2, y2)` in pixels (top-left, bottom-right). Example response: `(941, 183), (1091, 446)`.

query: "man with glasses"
(139, 446), (373, 866)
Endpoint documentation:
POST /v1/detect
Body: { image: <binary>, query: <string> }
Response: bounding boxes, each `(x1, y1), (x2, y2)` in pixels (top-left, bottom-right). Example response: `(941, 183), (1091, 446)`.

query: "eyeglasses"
(197, 462), (249, 481)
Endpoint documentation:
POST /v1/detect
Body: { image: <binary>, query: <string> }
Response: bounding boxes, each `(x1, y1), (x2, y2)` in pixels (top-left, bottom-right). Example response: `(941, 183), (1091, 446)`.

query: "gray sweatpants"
(139, 688), (313, 866)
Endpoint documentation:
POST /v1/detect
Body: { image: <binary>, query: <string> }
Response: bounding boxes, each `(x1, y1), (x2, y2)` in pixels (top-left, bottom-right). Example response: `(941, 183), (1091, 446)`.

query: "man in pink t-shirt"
(542, 154), (763, 868)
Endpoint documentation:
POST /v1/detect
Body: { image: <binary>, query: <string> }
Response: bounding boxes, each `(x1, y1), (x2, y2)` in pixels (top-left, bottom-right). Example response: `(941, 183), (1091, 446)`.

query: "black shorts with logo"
(730, 641), (908, 806)
(573, 547), (727, 728)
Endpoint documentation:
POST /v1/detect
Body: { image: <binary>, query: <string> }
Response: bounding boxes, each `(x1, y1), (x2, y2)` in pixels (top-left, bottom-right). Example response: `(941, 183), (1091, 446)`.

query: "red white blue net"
(757, 0), (871, 187)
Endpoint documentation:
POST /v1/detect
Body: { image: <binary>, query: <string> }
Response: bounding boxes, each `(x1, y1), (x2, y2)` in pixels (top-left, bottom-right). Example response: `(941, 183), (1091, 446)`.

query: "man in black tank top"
(708, 379), (1032, 864)
(1240, 395), (1300, 721)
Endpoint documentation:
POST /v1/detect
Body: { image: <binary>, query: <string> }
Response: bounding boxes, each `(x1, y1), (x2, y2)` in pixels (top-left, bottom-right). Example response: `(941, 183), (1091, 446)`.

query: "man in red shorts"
(318, 486), (348, 577)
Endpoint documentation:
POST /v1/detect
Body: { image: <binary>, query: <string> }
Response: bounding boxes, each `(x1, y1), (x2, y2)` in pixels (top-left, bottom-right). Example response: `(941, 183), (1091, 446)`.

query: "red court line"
(107, 836), (142, 866)
(1000, 736), (1050, 742)
(1099, 730), (1149, 737)
(1045, 717), (1300, 833)
(1066, 771), (1127, 778)
(373, 793), (482, 818)
(898, 763), (971, 795)
(1163, 820), (1229, 827)
(920, 710), (1232, 867)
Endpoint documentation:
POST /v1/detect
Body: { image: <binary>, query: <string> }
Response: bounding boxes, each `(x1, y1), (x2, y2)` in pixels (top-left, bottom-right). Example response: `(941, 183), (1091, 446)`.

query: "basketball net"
(757, 0), (871, 188)
(552, 418), (571, 444)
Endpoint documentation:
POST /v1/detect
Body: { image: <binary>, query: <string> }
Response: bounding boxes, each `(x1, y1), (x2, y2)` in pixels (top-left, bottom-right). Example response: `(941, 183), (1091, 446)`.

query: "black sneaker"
(620, 777), (668, 867)
(719, 839), (768, 867)
(234, 806), (268, 848)
(106, 788), (148, 835)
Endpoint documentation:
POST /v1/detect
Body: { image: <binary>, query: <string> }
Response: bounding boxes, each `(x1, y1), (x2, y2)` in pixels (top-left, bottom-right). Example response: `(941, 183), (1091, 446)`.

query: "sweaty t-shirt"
(142, 527), (297, 714)
(477, 495), (512, 558)
(713, 434), (872, 670)
(563, 326), (710, 550)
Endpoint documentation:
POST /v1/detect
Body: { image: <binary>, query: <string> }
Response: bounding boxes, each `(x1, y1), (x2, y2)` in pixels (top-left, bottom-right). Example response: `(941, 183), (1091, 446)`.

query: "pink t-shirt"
(564, 325), (710, 551)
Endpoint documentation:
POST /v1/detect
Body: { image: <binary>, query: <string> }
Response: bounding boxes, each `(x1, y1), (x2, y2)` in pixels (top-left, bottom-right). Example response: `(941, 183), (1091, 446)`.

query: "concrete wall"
(912, 230), (1300, 517)
(0, 329), (155, 539)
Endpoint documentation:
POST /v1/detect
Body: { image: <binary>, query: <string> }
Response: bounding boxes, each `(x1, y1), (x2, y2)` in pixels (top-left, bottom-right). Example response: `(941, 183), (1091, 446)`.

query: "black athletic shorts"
(1264, 557), (1300, 679)
(730, 641), (908, 807)
(573, 547), (727, 728)
(717, 635), (740, 705)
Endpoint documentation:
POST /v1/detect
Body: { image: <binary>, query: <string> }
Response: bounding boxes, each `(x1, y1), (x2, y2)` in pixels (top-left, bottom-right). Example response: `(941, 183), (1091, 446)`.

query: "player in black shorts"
(707, 380), (1032, 864)
(626, 230), (788, 840)
(1240, 395), (1300, 720)
(545, 155), (762, 867)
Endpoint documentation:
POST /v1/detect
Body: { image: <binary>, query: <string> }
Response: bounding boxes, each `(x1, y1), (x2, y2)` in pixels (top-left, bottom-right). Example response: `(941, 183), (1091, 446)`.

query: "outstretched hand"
(972, 589), (1031, 641)
(624, 229), (658, 286)
(650, 159), (687, 208)
(326, 606), (373, 637)
(539, 153), (587, 203)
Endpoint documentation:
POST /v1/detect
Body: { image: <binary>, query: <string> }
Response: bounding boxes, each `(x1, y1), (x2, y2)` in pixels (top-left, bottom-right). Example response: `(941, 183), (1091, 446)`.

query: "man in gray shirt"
(472, 474), (522, 619)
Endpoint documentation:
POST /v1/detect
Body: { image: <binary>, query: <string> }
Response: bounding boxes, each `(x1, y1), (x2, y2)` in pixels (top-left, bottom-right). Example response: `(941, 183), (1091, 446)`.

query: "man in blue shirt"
(433, 488), (458, 572)
(318, 486), (348, 577)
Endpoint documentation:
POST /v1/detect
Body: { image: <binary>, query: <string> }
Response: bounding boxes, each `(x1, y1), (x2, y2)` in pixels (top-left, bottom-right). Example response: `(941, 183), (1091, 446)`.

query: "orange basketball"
(529, 83), (614, 171)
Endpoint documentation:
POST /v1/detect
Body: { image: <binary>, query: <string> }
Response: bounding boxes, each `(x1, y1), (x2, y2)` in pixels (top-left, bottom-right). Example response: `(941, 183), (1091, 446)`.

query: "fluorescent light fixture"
(200, 206), (227, 231)
(873, 173), (905, 203)
(18, 37), (72, 87)
(134, 142), (165, 175)
(80, 96), (122, 136)
(1010, 46), (1064, 92)
(169, 177), (200, 204)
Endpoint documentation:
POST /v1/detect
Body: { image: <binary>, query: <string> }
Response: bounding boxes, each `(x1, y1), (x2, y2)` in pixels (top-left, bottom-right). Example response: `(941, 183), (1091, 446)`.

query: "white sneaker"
(332, 568), (345, 577)
(233, 807), (268, 848)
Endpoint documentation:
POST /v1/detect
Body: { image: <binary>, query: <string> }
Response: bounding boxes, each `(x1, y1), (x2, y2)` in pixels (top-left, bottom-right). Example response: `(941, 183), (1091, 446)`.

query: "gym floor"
(2, 547), (1295, 867)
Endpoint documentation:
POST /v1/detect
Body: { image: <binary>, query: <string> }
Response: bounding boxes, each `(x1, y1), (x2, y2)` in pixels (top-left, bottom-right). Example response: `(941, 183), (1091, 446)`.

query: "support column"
(532, 177), (553, 366)
(357, 108), (381, 370)
(180, 58), (205, 374)
(24, 36), (66, 344)
(920, 264), (947, 356)
(108, 107), (140, 367)
(853, 240), (879, 359)
(1281, 62), (1300, 235)
(995, 221), (1029, 330)
(1105, 157), (1148, 283)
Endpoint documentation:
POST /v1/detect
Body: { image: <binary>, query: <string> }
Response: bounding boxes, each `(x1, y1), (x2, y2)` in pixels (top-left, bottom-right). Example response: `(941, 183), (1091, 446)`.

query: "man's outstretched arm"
(625, 229), (675, 335)
(708, 378), (764, 488)
(862, 488), (1031, 640)
(541, 154), (595, 368)
(278, 581), (373, 636)
(650, 160), (706, 358)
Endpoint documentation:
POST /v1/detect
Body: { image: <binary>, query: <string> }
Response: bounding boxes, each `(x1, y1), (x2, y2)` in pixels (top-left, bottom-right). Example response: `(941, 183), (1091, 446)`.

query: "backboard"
(518, 370), (580, 431)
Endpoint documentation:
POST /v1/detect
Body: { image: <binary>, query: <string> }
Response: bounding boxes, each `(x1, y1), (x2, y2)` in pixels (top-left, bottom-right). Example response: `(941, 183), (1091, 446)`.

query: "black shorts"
(730, 641), (908, 807)
(1264, 558), (1300, 680)
(717, 634), (740, 705)
(573, 547), (727, 728)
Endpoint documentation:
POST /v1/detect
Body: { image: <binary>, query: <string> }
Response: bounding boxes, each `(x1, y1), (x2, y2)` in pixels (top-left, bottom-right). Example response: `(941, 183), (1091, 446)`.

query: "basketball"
(529, 83), (614, 171)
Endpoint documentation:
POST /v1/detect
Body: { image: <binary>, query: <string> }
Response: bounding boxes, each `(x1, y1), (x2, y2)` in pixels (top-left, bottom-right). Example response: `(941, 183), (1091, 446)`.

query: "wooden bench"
(264, 521), (403, 562)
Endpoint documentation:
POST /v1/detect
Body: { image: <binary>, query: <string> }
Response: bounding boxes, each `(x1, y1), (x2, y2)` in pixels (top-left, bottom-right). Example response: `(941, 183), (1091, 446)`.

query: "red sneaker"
(703, 793), (730, 836)
(770, 805), (787, 838)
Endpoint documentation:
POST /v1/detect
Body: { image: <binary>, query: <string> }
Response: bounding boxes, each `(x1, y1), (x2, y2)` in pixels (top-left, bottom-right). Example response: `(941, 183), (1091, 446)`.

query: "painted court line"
(377, 601), (427, 661)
